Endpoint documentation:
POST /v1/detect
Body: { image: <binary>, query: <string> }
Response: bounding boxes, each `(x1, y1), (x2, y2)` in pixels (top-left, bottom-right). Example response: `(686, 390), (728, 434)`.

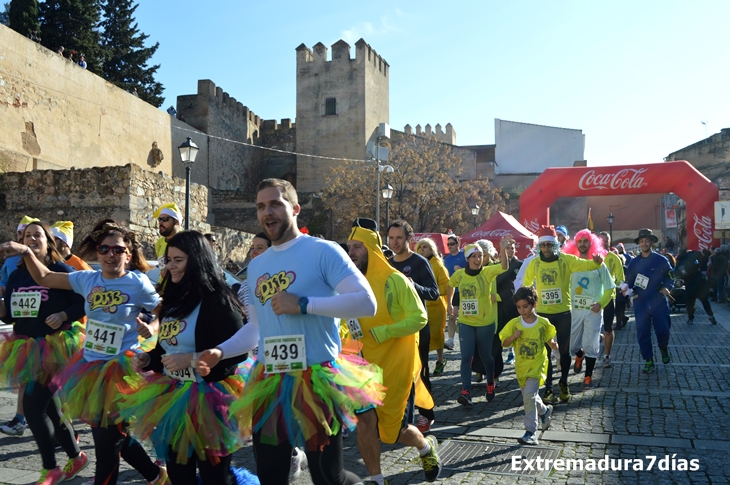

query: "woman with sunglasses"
(448, 237), (511, 407)
(0, 221), (87, 485)
(120, 231), (256, 485)
(0, 222), (169, 485)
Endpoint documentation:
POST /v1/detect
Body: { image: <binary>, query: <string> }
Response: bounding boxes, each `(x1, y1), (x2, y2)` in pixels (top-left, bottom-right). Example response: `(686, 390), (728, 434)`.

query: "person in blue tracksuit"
(621, 228), (673, 374)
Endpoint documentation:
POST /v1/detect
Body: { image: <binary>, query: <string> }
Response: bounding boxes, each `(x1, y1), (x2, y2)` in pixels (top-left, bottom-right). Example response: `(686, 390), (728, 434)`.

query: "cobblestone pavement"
(1, 302), (730, 484)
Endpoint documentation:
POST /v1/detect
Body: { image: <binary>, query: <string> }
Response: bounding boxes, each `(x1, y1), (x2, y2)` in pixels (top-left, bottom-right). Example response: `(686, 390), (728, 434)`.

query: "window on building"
(324, 97), (337, 116)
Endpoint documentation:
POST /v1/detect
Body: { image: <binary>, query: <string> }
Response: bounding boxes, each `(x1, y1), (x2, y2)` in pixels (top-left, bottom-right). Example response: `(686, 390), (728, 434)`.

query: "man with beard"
(153, 203), (183, 281)
(347, 218), (442, 485)
(521, 226), (604, 403)
(196, 179), (383, 485)
(620, 229), (674, 374)
(562, 230), (614, 388)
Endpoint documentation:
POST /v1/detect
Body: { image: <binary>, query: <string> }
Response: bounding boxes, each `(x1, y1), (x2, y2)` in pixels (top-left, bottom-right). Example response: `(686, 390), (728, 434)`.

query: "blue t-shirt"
(248, 235), (358, 367)
(159, 302), (202, 382)
(69, 270), (161, 362)
(0, 255), (22, 287)
(443, 250), (467, 294)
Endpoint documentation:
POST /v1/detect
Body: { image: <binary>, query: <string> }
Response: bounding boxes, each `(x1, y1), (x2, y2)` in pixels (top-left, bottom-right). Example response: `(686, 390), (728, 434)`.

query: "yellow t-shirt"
(448, 264), (507, 326)
(499, 315), (556, 387)
(521, 254), (600, 314)
(603, 251), (625, 298)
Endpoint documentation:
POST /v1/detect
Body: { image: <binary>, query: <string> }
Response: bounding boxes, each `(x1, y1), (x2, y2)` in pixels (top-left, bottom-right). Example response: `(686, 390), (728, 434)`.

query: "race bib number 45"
(541, 288), (562, 306)
(264, 334), (306, 373)
(11, 291), (41, 318)
(461, 299), (478, 316)
(84, 319), (125, 356)
(572, 295), (592, 310)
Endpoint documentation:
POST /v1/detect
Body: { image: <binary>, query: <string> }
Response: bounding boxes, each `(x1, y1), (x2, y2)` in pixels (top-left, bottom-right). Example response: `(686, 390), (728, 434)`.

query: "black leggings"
(91, 423), (159, 485)
(167, 448), (234, 485)
(24, 382), (80, 470)
(539, 311), (571, 390)
(687, 279), (713, 319)
(253, 430), (360, 485)
(603, 299), (616, 333)
(615, 299), (628, 328)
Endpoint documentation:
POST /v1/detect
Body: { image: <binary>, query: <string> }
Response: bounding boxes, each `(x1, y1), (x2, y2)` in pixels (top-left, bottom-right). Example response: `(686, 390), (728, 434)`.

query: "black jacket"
(145, 293), (245, 382)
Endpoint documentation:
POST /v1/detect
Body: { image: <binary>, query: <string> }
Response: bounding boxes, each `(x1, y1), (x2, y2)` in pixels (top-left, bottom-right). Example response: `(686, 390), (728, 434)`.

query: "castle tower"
(295, 38), (389, 192)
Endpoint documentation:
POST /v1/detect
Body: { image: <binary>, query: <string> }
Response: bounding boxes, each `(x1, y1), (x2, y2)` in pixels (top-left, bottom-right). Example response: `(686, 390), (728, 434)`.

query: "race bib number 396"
(264, 334), (306, 374)
(541, 288), (562, 306)
(84, 319), (125, 356)
(11, 291), (41, 318)
(461, 299), (478, 316)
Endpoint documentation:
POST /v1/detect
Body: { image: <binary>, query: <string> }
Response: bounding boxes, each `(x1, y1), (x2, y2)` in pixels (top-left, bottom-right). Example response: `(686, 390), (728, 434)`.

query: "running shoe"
(420, 435), (442, 482)
(62, 451), (89, 481)
(148, 466), (170, 485)
(517, 431), (538, 446)
(574, 355), (584, 374)
(558, 382), (571, 403)
(540, 405), (553, 431)
(289, 447), (307, 482)
(583, 376), (594, 389)
(543, 389), (558, 404)
(415, 415), (433, 433)
(443, 339), (454, 351)
(642, 359), (655, 374)
(660, 348), (671, 364)
(603, 355), (611, 368)
(710, 316), (717, 325)
(457, 389), (473, 407)
(486, 382), (495, 402)
(0, 417), (27, 436)
(433, 360), (446, 376)
(687, 317), (694, 325)
(505, 350), (515, 365)
(36, 467), (63, 485)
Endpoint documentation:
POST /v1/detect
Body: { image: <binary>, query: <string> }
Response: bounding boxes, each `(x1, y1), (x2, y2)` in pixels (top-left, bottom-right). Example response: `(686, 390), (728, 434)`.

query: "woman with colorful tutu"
(0, 221), (87, 485)
(121, 231), (256, 485)
(0, 222), (169, 485)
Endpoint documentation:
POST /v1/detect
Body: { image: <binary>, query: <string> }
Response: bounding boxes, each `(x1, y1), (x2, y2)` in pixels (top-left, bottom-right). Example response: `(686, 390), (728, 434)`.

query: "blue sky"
(135, 1), (730, 166)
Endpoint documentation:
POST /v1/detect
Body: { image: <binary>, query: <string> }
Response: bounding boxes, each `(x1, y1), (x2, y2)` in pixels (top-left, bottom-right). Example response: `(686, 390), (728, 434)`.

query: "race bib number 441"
(84, 319), (125, 356)
(11, 291), (41, 318)
(264, 335), (306, 373)
(541, 288), (562, 306)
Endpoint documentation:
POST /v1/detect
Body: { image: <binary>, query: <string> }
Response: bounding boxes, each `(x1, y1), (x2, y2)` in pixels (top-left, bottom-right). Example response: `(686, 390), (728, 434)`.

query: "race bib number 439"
(541, 288), (562, 306)
(84, 319), (125, 356)
(11, 291), (41, 318)
(264, 335), (306, 373)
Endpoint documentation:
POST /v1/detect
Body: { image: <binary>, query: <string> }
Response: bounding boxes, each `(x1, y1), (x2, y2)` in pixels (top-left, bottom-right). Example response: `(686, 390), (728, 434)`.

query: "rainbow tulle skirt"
(118, 373), (246, 464)
(0, 322), (84, 389)
(231, 353), (385, 451)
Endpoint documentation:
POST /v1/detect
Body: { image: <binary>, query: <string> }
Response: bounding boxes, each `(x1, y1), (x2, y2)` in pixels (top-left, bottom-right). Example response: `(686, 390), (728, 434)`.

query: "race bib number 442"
(11, 291), (41, 318)
(263, 335), (306, 373)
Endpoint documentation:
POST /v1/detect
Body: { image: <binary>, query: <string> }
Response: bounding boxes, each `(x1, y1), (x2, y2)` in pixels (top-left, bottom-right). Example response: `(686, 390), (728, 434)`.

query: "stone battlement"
(193, 79), (261, 126)
(261, 118), (296, 136)
(296, 38), (388, 77)
(404, 123), (456, 145)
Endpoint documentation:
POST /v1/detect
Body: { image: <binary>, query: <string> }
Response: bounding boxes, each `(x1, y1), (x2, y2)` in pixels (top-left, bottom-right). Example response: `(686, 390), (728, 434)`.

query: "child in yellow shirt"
(500, 286), (558, 445)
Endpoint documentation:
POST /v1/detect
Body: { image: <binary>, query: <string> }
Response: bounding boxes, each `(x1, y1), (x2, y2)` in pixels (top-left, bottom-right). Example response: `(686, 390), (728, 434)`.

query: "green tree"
(8, 0), (38, 35)
(100, 0), (163, 106)
(0, 3), (10, 25)
(319, 131), (507, 241)
(39, 0), (103, 73)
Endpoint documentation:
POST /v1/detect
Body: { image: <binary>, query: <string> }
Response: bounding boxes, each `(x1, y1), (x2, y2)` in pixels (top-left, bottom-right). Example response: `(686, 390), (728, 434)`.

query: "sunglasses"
(540, 242), (555, 247)
(158, 216), (173, 223)
(97, 245), (129, 255)
(447, 242), (458, 246)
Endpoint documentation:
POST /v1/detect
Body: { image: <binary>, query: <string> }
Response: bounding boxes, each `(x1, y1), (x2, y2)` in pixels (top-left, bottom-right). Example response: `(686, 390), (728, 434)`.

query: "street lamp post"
(471, 203), (480, 229)
(607, 213), (615, 242)
(178, 137), (199, 231)
(382, 183), (394, 231)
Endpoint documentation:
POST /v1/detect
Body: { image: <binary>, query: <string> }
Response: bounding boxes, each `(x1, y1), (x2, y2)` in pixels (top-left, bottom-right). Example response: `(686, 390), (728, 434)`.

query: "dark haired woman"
(0, 221), (87, 484)
(0, 222), (169, 485)
(121, 231), (256, 485)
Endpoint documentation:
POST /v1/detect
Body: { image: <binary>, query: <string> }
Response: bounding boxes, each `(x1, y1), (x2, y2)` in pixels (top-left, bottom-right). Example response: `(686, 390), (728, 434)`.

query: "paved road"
(1, 303), (729, 484)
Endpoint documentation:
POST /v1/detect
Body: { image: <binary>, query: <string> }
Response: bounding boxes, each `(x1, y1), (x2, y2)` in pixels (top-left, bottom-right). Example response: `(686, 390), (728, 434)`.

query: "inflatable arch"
(519, 161), (719, 250)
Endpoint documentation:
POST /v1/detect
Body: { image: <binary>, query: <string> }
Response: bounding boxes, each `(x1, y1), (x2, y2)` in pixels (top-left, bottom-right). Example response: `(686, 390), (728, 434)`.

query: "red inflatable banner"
(519, 161), (719, 251)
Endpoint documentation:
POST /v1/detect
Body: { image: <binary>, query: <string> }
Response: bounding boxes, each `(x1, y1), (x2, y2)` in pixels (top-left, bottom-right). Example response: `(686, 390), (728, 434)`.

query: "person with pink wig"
(562, 230), (615, 388)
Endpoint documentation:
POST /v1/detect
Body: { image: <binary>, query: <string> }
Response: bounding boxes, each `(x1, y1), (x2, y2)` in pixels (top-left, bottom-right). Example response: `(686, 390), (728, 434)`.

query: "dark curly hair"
(77, 219), (151, 273)
(513, 286), (538, 306)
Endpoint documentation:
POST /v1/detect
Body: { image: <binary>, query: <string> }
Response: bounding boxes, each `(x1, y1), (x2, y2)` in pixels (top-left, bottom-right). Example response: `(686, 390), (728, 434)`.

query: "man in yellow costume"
(347, 218), (442, 485)
(152, 203), (182, 282)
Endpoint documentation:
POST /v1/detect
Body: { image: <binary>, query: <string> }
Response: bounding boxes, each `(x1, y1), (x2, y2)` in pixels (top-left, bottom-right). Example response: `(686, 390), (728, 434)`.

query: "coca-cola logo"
(578, 168), (648, 191)
(693, 213), (713, 250)
(524, 219), (540, 233)
(470, 229), (513, 237)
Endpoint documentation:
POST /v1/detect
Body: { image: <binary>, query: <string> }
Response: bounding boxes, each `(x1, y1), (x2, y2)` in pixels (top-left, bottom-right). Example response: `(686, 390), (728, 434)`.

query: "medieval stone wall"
(0, 24), (176, 177)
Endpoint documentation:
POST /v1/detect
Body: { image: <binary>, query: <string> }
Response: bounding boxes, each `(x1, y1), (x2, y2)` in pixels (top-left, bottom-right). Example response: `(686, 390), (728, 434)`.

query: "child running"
(499, 286), (558, 446)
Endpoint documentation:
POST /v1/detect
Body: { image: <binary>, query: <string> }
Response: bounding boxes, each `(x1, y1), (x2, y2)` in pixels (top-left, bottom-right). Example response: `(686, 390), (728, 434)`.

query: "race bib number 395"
(541, 288), (562, 306)
(11, 291), (41, 318)
(264, 334), (306, 374)
(84, 319), (125, 356)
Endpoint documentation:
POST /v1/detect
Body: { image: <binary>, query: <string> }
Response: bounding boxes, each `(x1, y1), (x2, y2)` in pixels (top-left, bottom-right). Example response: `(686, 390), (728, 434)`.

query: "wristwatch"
(298, 296), (309, 315)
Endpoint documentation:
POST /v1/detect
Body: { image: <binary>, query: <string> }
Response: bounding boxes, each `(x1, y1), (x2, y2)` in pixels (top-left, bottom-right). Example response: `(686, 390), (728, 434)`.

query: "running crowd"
(0, 178), (693, 485)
